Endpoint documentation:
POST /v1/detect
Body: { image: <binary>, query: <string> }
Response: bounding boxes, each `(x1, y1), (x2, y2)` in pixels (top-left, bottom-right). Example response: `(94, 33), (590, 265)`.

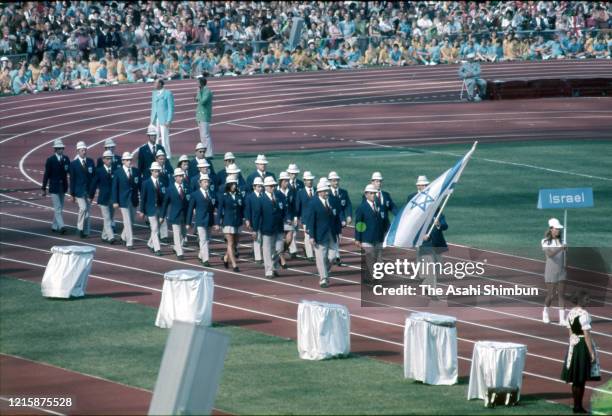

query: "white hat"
(263, 176), (277, 187)
(416, 175), (430, 186)
(548, 218), (564, 229)
(76, 141), (87, 150)
(146, 124), (158, 136)
(364, 184), (378, 193)
(287, 163), (300, 174)
(328, 171), (340, 180)
(195, 142), (207, 151)
(371, 171), (383, 181)
(254, 154), (268, 164)
(226, 163), (241, 174)
(155, 149), (166, 157)
(150, 162), (162, 171)
(466, 53), (476, 59)
(199, 173), (210, 181)
(224, 152), (235, 160)
(173, 168), (185, 177)
(197, 158), (210, 168)
(279, 171), (290, 181)
(121, 151), (133, 160)
(318, 177), (330, 187)
(226, 174), (238, 184)
(0, 57), (8, 62)
(178, 154), (189, 163)
(303, 171), (315, 180)
(253, 176), (264, 186)
(104, 138), (116, 148)
(316, 182), (330, 192)
(52, 139), (65, 148)
(102, 150), (114, 158)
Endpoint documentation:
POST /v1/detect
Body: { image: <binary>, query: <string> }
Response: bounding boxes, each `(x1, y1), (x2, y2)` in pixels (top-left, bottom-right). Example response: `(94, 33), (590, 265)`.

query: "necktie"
(154, 180), (161, 204)
(271, 193), (276, 206)
(307, 188), (312, 198)
(179, 186), (184, 199)
(126, 168), (131, 180)
(81, 159), (86, 170)
(106, 167), (111, 175)
(325, 200), (331, 214)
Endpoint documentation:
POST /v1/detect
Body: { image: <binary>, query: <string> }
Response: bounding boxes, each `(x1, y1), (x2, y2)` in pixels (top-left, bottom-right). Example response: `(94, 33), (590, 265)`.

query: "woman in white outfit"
(541, 217), (567, 324)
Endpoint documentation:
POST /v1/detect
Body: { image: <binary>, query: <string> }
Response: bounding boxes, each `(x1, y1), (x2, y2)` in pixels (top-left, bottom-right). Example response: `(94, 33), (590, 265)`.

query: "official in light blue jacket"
(150, 79), (175, 158)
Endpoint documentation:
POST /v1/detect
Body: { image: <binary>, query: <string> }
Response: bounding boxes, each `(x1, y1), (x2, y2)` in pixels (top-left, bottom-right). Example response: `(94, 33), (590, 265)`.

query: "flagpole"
(425, 193), (451, 238)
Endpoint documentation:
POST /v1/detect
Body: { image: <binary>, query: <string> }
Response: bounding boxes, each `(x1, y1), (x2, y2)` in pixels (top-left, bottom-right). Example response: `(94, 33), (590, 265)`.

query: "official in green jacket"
(195, 77), (214, 158)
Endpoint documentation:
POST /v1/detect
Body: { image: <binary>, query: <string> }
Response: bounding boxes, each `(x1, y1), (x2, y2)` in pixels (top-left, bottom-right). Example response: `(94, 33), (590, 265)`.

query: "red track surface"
(1, 60), (611, 415)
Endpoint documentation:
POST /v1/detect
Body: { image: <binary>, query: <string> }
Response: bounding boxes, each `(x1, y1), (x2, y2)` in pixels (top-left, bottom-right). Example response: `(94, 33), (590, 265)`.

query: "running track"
(1, 59), (611, 415)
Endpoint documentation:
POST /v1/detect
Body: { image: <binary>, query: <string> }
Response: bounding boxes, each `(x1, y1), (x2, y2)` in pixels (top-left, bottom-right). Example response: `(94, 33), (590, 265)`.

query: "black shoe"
(108, 238), (116, 245)
(148, 246), (154, 253)
(320, 281), (329, 288)
(255, 260), (263, 265)
(273, 271), (280, 277)
(201, 260), (210, 266)
(177, 255), (184, 260)
(51, 228), (58, 233)
(281, 263), (288, 269)
(127, 246), (134, 250)
(223, 259), (229, 269)
(307, 257), (315, 263)
(79, 231), (88, 239)
(155, 251), (162, 256)
(232, 266), (240, 272)
(161, 237), (169, 244)
(573, 407), (587, 414)
(290, 253), (297, 259)
(59, 227), (67, 235)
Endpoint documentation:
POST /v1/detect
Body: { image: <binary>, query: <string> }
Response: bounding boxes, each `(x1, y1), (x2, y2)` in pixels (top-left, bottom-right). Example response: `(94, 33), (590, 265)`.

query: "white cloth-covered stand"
(297, 300), (350, 360)
(468, 341), (527, 400)
(155, 270), (214, 328)
(404, 312), (458, 385)
(41, 245), (96, 298)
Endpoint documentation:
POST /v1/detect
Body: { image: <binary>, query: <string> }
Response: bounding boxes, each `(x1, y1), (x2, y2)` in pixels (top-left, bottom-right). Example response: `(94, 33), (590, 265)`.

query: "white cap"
(121, 151), (133, 160)
(195, 142), (207, 151)
(371, 171), (383, 181)
(102, 150), (114, 158)
(279, 171), (290, 181)
(328, 171), (340, 180)
(303, 171), (315, 180)
(0, 56), (8, 62)
(197, 158), (210, 168)
(146, 124), (158, 136)
(253, 176), (264, 186)
(226, 163), (241, 174)
(226, 174), (238, 184)
(364, 184), (378, 193)
(52, 139), (65, 148)
(263, 176), (277, 187)
(76, 141), (87, 150)
(224, 152), (235, 160)
(155, 149), (166, 157)
(254, 154), (268, 164)
(317, 182), (330, 192)
(416, 175), (430, 186)
(178, 154), (189, 163)
(173, 168), (185, 177)
(199, 173), (210, 181)
(104, 138), (116, 148)
(287, 163), (300, 174)
(150, 162), (162, 171)
(548, 218), (564, 229)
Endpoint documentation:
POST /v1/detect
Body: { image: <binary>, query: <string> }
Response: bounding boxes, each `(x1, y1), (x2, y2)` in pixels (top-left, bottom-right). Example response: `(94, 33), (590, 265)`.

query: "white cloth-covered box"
(155, 270), (214, 328)
(41, 245), (95, 298)
(468, 341), (527, 400)
(297, 300), (350, 360)
(404, 312), (458, 385)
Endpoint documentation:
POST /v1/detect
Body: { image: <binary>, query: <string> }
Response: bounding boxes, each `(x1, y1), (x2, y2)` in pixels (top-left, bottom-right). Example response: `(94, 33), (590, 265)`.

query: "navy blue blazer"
(216, 192), (244, 227)
(189, 171), (218, 194)
(256, 191), (289, 236)
(305, 197), (340, 244)
(140, 177), (166, 217)
(329, 188), (352, 221)
(288, 178), (305, 193)
(278, 187), (297, 219)
(111, 166), (141, 208)
(244, 191), (262, 231)
(354, 200), (386, 245)
(188, 157), (216, 179)
(162, 182), (189, 225)
(42, 153), (70, 194)
(137, 143), (166, 177)
(186, 188), (217, 228)
(156, 159), (174, 187)
(246, 170), (276, 192)
(96, 154), (122, 172)
(365, 189), (397, 232)
(215, 168), (228, 190)
(295, 187), (316, 221)
(69, 157), (95, 198)
(420, 214), (449, 252)
(89, 166), (114, 205)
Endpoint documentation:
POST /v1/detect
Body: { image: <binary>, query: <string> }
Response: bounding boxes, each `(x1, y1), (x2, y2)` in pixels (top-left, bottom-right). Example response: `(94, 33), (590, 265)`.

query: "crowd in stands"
(1, 1), (610, 95)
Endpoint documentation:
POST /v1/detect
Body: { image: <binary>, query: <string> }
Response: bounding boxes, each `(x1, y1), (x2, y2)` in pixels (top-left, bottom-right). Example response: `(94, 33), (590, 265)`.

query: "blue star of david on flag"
(409, 190), (435, 212)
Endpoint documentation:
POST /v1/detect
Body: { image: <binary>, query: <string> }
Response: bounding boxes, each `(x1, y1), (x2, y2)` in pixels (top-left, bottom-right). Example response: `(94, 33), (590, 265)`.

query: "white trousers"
(303, 225), (314, 258)
(147, 215), (161, 252)
(156, 121), (171, 159)
(328, 233), (341, 261)
(362, 242), (383, 280)
(417, 250), (443, 290)
(253, 230), (262, 261)
(50, 193), (65, 231)
(172, 224), (184, 256)
(197, 121), (214, 158)
(99, 204), (114, 240)
(120, 206), (135, 246)
(197, 226), (210, 262)
(76, 197), (91, 234)
(262, 233), (281, 276)
(288, 231), (298, 254)
(314, 233), (335, 284)
(159, 219), (168, 239)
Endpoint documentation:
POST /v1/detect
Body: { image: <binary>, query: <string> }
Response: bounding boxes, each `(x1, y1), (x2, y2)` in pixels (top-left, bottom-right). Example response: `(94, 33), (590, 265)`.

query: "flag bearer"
(354, 184), (386, 283)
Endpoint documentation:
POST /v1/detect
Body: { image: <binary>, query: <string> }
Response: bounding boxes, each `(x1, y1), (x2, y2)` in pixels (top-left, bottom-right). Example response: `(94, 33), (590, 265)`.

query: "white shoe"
(542, 308), (550, 323)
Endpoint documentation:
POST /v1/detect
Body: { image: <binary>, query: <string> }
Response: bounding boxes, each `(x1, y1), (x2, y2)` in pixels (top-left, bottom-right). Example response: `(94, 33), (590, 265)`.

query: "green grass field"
(592, 380), (612, 415)
(0, 276), (578, 415)
(186, 139), (611, 260)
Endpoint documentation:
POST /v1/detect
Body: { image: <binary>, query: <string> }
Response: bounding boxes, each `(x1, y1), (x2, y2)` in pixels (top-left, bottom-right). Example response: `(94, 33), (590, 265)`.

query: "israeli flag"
(384, 142), (477, 248)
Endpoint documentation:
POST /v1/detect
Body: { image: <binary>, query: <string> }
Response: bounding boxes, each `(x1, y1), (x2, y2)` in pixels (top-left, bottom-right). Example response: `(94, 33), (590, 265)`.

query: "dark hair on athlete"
(568, 290), (589, 307)
(199, 77), (207, 87)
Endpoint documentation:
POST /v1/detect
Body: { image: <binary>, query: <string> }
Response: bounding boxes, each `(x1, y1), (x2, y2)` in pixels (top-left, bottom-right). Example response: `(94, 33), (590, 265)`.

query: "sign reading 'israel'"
(537, 187), (594, 209)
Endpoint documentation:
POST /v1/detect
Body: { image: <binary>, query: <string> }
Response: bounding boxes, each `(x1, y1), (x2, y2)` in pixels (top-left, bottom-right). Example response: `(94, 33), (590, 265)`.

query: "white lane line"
(226, 122), (263, 130)
(2, 256), (611, 396)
